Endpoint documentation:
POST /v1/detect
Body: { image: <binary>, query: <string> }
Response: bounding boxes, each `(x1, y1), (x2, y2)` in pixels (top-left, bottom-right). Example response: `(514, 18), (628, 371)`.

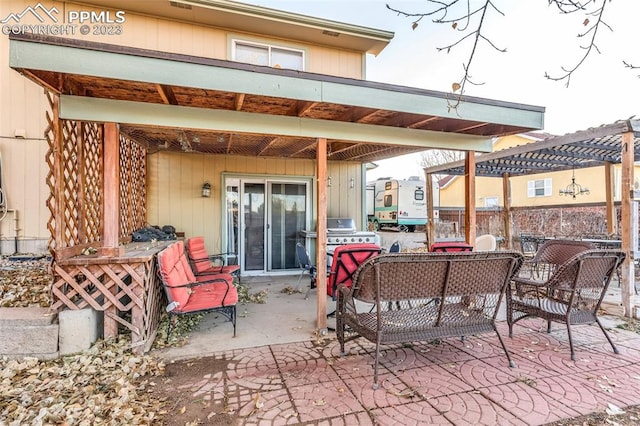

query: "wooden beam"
(408, 116), (440, 129)
(257, 136), (279, 155)
(465, 152), (476, 245)
(234, 93), (245, 111)
(620, 132), (634, 318)
(502, 173), (512, 249)
(425, 172), (435, 249)
(295, 100), (317, 116)
(604, 161), (615, 235)
(99, 122), (125, 257)
(19, 69), (62, 94)
(316, 138), (328, 330)
(156, 84), (178, 105)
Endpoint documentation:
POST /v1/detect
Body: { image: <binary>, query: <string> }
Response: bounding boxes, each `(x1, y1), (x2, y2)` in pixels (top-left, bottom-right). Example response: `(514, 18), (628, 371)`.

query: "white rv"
(366, 177), (427, 232)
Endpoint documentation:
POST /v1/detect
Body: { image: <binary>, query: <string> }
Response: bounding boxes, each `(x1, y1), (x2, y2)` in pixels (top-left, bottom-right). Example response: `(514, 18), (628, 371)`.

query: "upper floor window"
(484, 196), (499, 208)
(233, 40), (304, 71)
(527, 178), (552, 197)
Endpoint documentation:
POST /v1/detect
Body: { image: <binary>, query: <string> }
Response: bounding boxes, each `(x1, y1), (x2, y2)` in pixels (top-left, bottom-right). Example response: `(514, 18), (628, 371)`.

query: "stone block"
(0, 323), (59, 355)
(58, 308), (104, 356)
(0, 307), (55, 326)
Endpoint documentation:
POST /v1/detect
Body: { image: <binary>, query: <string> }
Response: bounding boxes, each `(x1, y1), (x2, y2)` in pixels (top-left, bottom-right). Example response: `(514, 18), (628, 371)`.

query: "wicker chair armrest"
(512, 277), (548, 299)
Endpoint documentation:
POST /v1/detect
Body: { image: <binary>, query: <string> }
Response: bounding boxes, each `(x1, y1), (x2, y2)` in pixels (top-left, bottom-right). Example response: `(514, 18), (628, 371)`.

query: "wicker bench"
(336, 251), (524, 389)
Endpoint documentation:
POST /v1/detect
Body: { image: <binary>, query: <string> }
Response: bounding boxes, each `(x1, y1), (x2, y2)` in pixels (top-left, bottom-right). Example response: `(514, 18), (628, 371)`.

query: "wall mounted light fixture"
(349, 177), (355, 188)
(327, 176), (332, 187)
(201, 182), (212, 198)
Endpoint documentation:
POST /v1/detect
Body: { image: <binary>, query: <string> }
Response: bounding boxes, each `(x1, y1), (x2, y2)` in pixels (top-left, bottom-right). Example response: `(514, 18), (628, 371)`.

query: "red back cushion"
(327, 243), (381, 297)
(186, 237), (210, 274)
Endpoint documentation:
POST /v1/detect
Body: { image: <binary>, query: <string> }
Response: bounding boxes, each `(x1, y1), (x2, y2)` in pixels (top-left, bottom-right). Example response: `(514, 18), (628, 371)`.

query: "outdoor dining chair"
(507, 249), (625, 360)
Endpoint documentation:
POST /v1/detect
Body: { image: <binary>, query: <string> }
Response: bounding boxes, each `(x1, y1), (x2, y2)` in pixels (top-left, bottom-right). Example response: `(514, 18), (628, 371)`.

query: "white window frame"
(232, 39), (305, 71)
(484, 196), (499, 208)
(527, 178), (552, 197)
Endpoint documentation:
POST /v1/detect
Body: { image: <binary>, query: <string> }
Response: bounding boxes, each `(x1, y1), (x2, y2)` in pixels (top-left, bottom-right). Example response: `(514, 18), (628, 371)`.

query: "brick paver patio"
(161, 317), (640, 425)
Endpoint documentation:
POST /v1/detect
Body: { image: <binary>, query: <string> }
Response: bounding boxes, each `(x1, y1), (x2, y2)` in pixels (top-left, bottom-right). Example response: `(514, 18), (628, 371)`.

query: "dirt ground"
(151, 356), (237, 426)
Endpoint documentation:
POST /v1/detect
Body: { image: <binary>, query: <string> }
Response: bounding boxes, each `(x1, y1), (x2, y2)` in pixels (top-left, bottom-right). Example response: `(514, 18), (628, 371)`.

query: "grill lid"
(326, 218), (356, 234)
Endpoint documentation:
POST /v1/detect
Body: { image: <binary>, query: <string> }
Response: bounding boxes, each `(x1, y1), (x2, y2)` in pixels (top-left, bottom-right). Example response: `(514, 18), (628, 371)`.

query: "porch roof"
(424, 120), (640, 177)
(9, 33), (545, 162)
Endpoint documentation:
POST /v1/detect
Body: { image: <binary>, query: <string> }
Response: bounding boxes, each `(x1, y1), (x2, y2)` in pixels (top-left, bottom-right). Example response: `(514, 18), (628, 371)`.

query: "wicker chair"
(507, 249), (625, 360)
(524, 239), (595, 280)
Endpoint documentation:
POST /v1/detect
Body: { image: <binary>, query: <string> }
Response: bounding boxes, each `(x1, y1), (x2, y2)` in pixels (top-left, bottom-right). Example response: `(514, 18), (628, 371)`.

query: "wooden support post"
(502, 173), (512, 249)
(620, 132), (634, 317)
(99, 122), (125, 257)
(425, 172), (435, 248)
(316, 138), (328, 330)
(465, 152), (476, 245)
(604, 161), (616, 235)
(51, 95), (65, 257)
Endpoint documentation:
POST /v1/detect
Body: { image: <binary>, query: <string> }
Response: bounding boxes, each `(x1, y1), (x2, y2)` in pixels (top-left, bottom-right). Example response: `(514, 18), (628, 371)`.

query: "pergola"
(9, 33), (545, 351)
(424, 119), (640, 317)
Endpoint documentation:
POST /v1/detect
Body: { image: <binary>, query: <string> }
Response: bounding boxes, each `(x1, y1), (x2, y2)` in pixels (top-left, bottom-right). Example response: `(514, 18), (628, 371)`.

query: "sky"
(241, 0), (639, 180)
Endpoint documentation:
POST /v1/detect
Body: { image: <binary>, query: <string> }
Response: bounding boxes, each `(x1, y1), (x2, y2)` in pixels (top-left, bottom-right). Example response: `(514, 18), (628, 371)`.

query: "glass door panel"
(269, 183), (307, 271)
(243, 183), (265, 271)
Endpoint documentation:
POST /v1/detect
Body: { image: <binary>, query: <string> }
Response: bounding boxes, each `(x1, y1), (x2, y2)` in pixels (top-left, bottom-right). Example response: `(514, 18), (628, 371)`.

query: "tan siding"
(0, 0), (368, 249)
(147, 153), (362, 252)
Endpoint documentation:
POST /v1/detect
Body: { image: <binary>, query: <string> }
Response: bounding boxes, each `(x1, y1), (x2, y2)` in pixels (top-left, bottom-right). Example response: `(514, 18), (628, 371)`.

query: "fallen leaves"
(0, 338), (166, 424)
(0, 257), (51, 307)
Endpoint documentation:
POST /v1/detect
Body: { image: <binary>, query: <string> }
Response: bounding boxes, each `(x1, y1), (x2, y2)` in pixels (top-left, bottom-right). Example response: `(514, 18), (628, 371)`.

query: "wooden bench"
(336, 251), (524, 389)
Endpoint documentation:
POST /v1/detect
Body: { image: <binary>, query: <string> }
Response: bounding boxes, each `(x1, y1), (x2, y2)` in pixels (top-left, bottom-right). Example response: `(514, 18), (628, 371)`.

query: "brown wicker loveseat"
(336, 251), (524, 389)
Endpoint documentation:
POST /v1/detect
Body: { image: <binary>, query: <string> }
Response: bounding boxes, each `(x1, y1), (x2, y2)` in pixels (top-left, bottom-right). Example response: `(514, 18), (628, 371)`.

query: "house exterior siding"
(0, 0), (368, 253)
(146, 153), (363, 254)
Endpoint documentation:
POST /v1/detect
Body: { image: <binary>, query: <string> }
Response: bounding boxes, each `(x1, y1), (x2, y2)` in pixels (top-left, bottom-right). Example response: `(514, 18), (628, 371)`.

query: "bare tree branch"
(388, 0), (636, 97)
(544, 0), (610, 86)
(387, 0), (504, 111)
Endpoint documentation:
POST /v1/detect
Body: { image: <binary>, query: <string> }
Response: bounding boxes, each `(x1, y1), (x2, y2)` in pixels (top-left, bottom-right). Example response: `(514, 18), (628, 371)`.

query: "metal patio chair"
(157, 241), (238, 340)
(186, 236), (240, 282)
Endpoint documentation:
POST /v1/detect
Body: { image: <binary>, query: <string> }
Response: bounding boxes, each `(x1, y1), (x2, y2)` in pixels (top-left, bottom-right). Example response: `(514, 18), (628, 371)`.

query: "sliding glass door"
(225, 176), (310, 275)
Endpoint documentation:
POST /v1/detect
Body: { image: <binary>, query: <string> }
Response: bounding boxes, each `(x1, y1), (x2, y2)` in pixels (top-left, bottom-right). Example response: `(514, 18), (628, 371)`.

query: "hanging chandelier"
(559, 169), (590, 199)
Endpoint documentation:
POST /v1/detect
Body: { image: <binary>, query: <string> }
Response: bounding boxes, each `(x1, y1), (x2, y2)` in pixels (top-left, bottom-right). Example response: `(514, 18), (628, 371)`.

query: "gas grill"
(301, 218), (380, 251)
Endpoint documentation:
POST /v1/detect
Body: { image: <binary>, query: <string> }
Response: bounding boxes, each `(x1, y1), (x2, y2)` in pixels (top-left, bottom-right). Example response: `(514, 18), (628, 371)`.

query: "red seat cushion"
(174, 277), (238, 314)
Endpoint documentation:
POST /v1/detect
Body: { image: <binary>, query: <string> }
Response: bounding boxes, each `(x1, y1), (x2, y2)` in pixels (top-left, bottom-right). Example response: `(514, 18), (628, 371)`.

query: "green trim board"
(58, 95), (495, 152)
(10, 36), (544, 131)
